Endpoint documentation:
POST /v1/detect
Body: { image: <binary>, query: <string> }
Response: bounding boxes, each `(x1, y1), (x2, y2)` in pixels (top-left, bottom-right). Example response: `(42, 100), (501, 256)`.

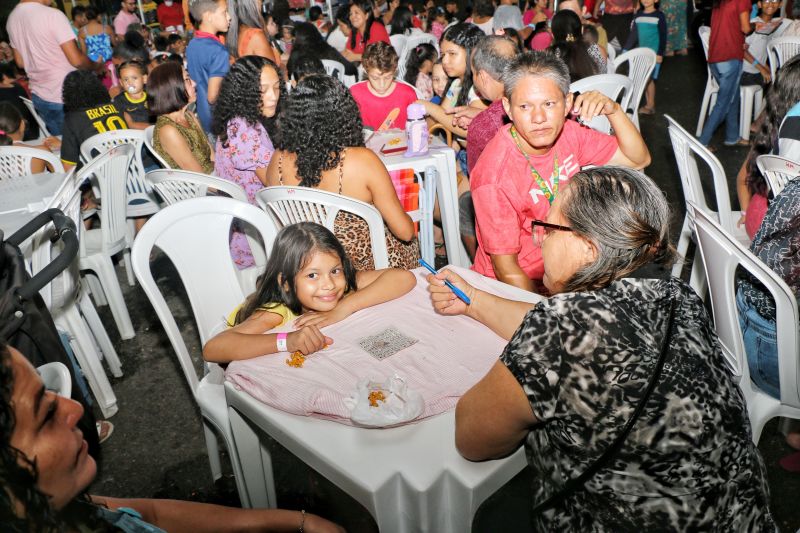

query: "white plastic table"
(225, 269), (540, 533)
(0, 172), (68, 214)
(372, 135), (470, 268)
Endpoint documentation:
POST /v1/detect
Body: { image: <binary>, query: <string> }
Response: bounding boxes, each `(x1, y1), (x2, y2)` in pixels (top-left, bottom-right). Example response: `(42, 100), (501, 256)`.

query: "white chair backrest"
(569, 74), (633, 134)
(613, 47), (657, 119)
(390, 33), (408, 60)
(31, 169), (82, 310)
(144, 125), (172, 169)
(19, 97), (51, 138)
(131, 197), (280, 393)
(80, 129), (158, 216)
(78, 144), (135, 252)
(321, 59), (347, 84)
(397, 33), (438, 80)
(690, 203), (800, 410)
(756, 154), (800, 197)
(146, 169), (248, 205)
(256, 186), (390, 269)
(767, 36), (800, 82)
(0, 145), (64, 180)
(697, 26), (716, 86)
(665, 114), (740, 236)
(606, 43), (617, 73)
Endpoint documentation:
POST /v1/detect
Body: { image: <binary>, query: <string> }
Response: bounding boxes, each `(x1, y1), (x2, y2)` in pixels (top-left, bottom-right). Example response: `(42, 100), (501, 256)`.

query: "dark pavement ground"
(88, 46), (800, 532)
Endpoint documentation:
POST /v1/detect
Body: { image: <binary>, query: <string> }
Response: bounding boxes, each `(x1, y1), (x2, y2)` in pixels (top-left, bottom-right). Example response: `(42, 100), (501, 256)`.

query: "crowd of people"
(1, 0), (799, 528)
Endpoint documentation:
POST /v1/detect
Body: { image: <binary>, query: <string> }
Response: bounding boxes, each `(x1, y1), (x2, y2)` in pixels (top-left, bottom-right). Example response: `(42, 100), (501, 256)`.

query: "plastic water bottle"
(404, 103), (429, 157)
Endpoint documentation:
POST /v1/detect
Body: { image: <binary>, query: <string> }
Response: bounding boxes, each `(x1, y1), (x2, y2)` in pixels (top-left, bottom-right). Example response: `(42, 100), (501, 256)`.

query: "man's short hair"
(471, 35), (519, 81)
(556, 0), (585, 11)
(362, 42), (399, 73)
(189, 0), (222, 24)
(501, 50), (571, 99)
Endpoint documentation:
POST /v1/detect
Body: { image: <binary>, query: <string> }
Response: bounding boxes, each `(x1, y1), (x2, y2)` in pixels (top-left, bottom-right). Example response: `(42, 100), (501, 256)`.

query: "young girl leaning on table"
(203, 222), (416, 363)
(0, 102), (61, 174)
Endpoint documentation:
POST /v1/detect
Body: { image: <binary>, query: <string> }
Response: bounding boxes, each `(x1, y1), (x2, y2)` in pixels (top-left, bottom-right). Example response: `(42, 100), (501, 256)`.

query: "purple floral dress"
(214, 117), (274, 268)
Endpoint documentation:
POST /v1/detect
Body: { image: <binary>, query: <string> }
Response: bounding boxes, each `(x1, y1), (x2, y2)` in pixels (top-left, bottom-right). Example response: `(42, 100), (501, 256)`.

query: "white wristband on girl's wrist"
(276, 332), (288, 352)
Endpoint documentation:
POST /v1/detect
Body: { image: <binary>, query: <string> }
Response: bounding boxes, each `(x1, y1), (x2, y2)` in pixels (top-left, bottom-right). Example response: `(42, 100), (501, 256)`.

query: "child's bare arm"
(294, 269), (416, 328)
(204, 310), (333, 362)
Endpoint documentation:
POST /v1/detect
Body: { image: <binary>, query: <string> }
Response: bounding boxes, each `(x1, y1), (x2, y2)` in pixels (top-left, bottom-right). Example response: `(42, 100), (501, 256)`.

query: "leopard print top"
(278, 151), (419, 270)
(500, 274), (774, 531)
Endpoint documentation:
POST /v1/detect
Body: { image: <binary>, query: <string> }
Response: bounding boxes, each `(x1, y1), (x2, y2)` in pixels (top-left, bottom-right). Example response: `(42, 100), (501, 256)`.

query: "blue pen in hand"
(418, 259), (472, 305)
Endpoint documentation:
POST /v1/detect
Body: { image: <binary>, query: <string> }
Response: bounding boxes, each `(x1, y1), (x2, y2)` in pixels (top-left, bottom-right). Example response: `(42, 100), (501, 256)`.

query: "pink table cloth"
(225, 266), (542, 425)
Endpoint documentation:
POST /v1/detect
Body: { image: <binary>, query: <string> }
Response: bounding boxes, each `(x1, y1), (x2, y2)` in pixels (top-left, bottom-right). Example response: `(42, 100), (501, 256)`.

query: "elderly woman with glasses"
(426, 166), (774, 530)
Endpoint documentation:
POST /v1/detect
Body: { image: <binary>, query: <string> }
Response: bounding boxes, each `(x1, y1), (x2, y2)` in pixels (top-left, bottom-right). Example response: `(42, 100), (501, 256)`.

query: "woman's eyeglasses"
(531, 219), (573, 247)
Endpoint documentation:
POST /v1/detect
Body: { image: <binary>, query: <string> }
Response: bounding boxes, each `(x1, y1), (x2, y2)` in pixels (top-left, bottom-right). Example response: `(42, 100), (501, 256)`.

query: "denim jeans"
(699, 59), (743, 146)
(736, 288), (779, 399)
(31, 93), (65, 137)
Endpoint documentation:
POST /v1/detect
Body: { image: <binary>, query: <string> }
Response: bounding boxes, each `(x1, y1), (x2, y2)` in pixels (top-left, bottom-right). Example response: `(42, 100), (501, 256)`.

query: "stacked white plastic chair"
(31, 169), (123, 417)
(665, 114), (750, 295)
(696, 26), (763, 142)
(612, 47), (656, 129)
(132, 196), (281, 506)
(19, 96), (51, 139)
(766, 36), (800, 81)
(606, 43), (617, 74)
(569, 74), (633, 134)
(257, 186), (390, 269)
(756, 154), (800, 196)
(78, 145), (137, 340)
(397, 33), (439, 81)
(690, 203), (800, 443)
(0, 145), (64, 181)
(144, 125), (172, 169)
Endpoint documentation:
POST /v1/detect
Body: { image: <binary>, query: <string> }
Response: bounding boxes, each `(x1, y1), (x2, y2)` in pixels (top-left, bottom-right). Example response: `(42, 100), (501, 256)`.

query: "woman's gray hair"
(560, 167), (676, 292)
(501, 50), (570, 100)
(227, 0), (265, 58)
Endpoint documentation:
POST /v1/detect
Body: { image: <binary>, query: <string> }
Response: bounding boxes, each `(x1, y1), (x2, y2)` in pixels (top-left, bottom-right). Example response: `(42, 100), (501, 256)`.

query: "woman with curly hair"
(265, 74), (418, 270)
(211, 55), (284, 268)
(0, 342), (345, 531)
(149, 61), (214, 175)
(59, 69), (128, 171)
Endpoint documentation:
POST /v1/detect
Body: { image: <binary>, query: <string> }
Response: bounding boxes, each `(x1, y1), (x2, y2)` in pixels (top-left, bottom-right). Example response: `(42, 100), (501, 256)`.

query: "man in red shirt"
(471, 51), (650, 292)
(157, 0), (185, 32)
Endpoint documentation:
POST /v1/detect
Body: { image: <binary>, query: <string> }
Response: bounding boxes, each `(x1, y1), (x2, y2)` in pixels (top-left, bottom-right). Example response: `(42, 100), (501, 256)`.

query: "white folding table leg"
(227, 406), (277, 509)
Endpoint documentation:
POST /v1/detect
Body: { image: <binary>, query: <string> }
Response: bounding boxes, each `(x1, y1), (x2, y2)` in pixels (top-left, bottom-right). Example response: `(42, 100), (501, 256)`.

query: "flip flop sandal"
(97, 420), (114, 444)
(638, 107), (655, 115)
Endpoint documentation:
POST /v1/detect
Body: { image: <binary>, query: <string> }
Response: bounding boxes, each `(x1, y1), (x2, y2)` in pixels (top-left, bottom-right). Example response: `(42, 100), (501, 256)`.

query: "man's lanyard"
(509, 125), (559, 205)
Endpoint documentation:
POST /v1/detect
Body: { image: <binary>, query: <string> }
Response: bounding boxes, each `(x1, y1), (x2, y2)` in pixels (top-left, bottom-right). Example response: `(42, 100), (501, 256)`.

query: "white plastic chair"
(396, 78), (425, 99)
(131, 196), (281, 506)
(569, 74), (633, 134)
(256, 186), (390, 269)
(397, 33), (439, 81)
(321, 59), (347, 85)
(146, 168), (249, 204)
(690, 203), (800, 443)
(80, 129), (161, 219)
(766, 36), (800, 81)
(389, 33), (408, 59)
(0, 145), (64, 181)
(756, 154), (800, 197)
(19, 96), (51, 139)
(37, 362), (72, 398)
(665, 114), (751, 295)
(78, 145), (137, 340)
(31, 171), (122, 417)
(696, 26), (763, 141)
(606, 43), (617, 74)
(144, 125), (172, 169)
(612, 47), (656, 129)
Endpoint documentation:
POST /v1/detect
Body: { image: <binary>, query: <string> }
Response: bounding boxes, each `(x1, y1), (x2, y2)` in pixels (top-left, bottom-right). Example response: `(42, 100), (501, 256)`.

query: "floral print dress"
(214, 117), (274, 268)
